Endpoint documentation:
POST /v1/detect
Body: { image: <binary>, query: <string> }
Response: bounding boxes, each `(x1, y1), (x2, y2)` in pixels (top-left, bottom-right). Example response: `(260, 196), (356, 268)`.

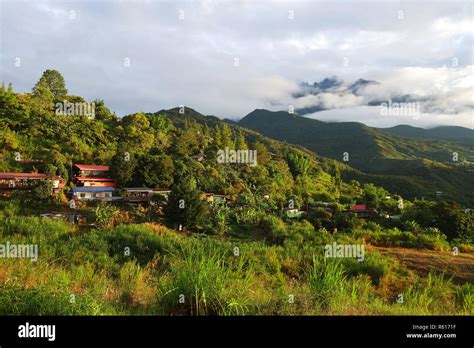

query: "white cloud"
(432, 17), (474, 37)
(305, 106), (474, 129)
(0, 0), (472, 128)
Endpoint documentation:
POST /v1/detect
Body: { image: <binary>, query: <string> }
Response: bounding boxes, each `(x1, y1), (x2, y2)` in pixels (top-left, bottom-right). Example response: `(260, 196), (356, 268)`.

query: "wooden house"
(191, 153), (205, 162)
(0, 172), (64, 192)
(72, 186), (117, 201)
(123, 188), (171, 202)
(72, 164), (116, 188)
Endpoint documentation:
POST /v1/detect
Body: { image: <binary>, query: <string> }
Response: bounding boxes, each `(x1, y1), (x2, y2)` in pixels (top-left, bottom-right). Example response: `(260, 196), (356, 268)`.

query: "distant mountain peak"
(317, 76), (343, 89)
(348, 78), (379, 93)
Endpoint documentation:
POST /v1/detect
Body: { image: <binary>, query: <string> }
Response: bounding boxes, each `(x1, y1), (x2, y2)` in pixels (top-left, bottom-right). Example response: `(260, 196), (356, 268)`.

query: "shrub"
(259, 215), (287, 243)
(1, 200), (20, 217)
(0, 285), (118, 315)
(341, 252), (389, 285)
(104, 224), (177, 266)
(159, 239), (254, 315)
(401, 272), (455, 314)
(455, 283), (474, 314)
(353, 228), (449, 250)
(94, 202), (119, 227)
(308, 256), (346, 309)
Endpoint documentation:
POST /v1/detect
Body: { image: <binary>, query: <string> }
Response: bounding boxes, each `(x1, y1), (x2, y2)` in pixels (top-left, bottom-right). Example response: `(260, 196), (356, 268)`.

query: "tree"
(234, 132), (248, 150)
(110, 150), (137, 187)
(164, 176), (207, 230)
(252, 141), (270, 166)
(401, 199), (436, 226)
(147, 113), (173, 134)
(94, 202), (119, 227)
(33, 69), (67, 100)
(206, 202), (231, 235)
(433, 201), (474, 241)
(93, 99), (117, 123)
(30, 179), (52, 204)
(0, 83), (29, 129)
(363, 183), (388, 209)
(119, 113), (154, 155)
(31, 85), (54, 111)
(136, 154), (174, 188)
(220, 124), (233, 149)
(287, 152), (312, 178)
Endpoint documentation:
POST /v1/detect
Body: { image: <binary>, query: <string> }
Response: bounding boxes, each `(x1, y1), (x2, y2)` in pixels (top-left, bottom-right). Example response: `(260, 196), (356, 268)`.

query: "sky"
(0, 0), (473, 128)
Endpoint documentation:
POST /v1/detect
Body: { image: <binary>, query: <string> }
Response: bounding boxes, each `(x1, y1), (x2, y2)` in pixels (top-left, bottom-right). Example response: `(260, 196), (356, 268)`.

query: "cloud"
(0, 0), (472, 128)
(305, 106), (474, 129)
(289, 66), (473, 128)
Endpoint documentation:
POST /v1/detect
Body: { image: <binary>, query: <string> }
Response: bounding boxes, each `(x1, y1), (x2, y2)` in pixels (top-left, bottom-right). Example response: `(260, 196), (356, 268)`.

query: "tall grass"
(341, 252), (390, 286)
(308, 256), (346, 309)
(455, 283), (474, 315)
(0, 216), (471, 316)
(159, 240), (254, 315)
(401, 272), (455, 314)
(352, 228), (450, 250)
(0, 285), (119, 315)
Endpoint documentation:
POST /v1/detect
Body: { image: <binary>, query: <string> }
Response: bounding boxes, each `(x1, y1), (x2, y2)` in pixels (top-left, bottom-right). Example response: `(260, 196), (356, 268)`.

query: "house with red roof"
(72, 164), (116, 188)
(0, 172), (64, 192)
(349, 204), (376, 218)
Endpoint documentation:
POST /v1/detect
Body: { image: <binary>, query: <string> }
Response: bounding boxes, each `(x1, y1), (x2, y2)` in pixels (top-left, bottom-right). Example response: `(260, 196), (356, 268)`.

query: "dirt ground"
(374, 246), (474, 284)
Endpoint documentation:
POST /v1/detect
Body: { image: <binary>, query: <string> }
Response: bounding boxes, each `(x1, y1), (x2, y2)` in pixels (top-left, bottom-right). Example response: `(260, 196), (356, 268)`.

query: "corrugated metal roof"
(350, 204), (369, 211)
(124, 187), (153, 192)
(74, 164), (110, 171)
(72, 186), (115, 193)
(0, 172), (48, 179)
(75, 177), (115, 181)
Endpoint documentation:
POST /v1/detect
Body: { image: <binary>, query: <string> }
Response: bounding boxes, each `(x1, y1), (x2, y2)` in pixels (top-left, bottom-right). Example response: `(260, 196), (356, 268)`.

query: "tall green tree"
(234, 132), (248, 150)
(433, 201), (474, 241)
(110, 150), (137, 187)
(33, 69), (68, 100)
(164, 176), (207, 230)
(136, 154), (174, 188)
(287, 152), (312, 178)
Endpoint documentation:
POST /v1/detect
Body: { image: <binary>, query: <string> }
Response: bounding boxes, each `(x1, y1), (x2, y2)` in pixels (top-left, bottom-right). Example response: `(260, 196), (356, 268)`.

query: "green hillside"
(239, 109), (474, 206)
(381, 125), (474, 142)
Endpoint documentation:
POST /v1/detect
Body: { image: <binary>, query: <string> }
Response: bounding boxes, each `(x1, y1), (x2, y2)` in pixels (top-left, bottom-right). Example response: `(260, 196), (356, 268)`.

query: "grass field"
(0, 216), (472, 316)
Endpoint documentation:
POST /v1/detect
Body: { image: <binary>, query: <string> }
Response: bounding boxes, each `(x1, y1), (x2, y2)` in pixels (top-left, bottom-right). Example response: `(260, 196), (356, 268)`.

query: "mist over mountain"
(286, 76), (473, 129)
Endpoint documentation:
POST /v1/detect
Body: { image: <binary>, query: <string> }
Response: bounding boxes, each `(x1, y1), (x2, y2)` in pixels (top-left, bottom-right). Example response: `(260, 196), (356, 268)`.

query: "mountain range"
(237, 109), (474, 206)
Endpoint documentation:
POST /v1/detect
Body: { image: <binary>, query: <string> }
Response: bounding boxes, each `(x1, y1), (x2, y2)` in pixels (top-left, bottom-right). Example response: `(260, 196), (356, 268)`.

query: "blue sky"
(0, 0), (473, 128)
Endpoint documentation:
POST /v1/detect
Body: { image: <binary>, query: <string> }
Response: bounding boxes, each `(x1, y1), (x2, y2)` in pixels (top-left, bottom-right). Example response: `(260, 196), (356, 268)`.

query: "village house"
(72, 186), (117, 201)
(348, 204), (376, 219)
(0, 172), (64, 193)
(203, 193), (227, 204)
(72, 164), (116, 188)
(123, 188), (171, 202)
(191, 153), (205, 162)
(284, 207), (306, 219)
(311, 201), (335, 213)
(40, 212), (87, 225)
